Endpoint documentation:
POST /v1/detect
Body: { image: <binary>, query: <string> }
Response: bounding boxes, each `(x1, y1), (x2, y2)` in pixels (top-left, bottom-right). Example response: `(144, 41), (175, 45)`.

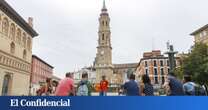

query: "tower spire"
(101, 0), (108, 15)
(103, 0), (106, 9)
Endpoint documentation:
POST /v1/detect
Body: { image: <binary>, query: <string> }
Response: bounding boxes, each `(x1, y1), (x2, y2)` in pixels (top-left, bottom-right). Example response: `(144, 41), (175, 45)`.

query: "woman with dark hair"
(36, 78), (53, 96)
(43, 78), (53, 96)
(141, 74), (154, 96)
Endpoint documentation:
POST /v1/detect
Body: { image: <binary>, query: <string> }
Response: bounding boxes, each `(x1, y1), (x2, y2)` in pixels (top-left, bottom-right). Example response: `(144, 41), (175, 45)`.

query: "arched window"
(106, 21), (108, 26)
(10, 42), (15, 54)
(102, 34), (105, 40)
(153, 60), (157, 67)
(102, 21), (105, 26)
(22, 33), (26, 47)
(23, 50), (27, 59)
(10, 23), (15, 40)
(1, 74), (12, 96)
(27, 37), (31, 50)
(16, 28), (21, 44)
(2, 17), (9, 36)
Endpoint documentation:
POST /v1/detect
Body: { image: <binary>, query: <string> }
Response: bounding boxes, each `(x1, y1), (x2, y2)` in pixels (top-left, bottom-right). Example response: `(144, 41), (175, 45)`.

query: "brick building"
(30, 55), (53, 95)
(136, 50), (181, 86)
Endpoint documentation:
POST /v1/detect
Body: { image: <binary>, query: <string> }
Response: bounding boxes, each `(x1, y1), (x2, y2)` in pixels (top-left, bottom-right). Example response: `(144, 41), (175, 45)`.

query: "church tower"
(95, 0), (113, 83)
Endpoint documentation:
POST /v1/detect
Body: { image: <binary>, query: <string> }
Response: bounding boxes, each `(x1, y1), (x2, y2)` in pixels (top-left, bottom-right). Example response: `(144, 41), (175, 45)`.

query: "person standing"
(51, 80), (59, 95)
(77, 72), (92, 96)
(55, 72), (75, 96)
(141, 74), (154, 96)
(123, 74), (140, 96)
(167, 72), (184, 96)
(100, 75), (109, 96)
(38, 78), (53, 96)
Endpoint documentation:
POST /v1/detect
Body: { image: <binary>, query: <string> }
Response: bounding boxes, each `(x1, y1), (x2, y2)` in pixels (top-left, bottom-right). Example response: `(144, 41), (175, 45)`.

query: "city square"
(0, 0), (207, 96)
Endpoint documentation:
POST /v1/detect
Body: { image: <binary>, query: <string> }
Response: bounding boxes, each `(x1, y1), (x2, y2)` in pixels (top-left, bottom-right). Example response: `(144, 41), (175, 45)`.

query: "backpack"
(183, 82), (196, 95)
(77, 83), (88, 96)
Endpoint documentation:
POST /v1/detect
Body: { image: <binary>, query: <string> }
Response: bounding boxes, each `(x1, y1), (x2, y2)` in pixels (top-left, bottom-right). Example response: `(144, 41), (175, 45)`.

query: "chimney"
(28, 17), (33, 28)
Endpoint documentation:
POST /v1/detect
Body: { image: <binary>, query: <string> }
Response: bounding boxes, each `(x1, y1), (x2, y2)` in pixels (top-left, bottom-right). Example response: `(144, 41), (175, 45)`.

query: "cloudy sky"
(7, 0), (208, 78)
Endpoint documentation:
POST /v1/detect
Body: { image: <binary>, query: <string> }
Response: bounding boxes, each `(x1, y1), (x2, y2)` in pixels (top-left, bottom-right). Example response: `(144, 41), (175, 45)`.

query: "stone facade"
(94, 1), (139, 84)
(136, 50), (181, 86)
(190, 24), (208, 45)
(0, 0), (38, 95)
(113, 63), (138, 84)
(73, 67), (96, 85)
(95, 1), (113, 83)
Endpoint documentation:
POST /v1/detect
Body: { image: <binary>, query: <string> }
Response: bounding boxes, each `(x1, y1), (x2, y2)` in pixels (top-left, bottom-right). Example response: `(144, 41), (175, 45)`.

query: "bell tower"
(95, 0), (113, 83)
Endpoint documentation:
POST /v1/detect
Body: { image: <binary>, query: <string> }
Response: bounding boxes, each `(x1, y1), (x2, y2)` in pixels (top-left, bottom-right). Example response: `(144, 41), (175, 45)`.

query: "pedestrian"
(36, 85), (45, 96)
(77, 72), (92, 96)
(37, 78), (53, 96)
(51, 80), (59, 95)
(167, 71), (184, 96)
(55, 72), (75, 96)
(123, 74), (140, 96)
(141, 74), (154, 96)
(99, 75), (109, 96)
(183, 75), (196, 95)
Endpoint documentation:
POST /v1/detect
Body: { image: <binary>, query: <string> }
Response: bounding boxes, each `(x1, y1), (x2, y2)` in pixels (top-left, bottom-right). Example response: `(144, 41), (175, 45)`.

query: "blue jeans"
(99, 91), (107, 96)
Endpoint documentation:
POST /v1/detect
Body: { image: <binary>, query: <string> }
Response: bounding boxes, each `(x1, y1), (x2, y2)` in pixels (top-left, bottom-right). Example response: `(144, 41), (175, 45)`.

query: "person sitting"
(167, 71), (184, 96)
(55, 72), (75, 96)
(123, 74), (140, 96)
(183, 75), (196, 95)
(141, 74), (154, 96)
(77, 72), (92, 96)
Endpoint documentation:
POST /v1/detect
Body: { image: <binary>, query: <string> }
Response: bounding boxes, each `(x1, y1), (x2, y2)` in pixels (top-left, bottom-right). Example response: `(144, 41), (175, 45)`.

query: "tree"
(174, 67), (184, 80)
(182, 43), (208, 85)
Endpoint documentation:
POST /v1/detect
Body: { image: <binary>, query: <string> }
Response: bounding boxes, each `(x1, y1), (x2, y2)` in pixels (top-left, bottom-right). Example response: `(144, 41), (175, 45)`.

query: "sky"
(6, 0), (208, 78)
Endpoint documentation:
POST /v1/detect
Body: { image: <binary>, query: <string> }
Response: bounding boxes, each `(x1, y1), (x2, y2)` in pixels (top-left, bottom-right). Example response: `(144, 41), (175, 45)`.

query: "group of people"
(36, 72), (109, 96)
(36, 71), (208, 96)
(36, 78), (58, 96)
(119, 74), (154, 96)
(120, 72), (208, 96)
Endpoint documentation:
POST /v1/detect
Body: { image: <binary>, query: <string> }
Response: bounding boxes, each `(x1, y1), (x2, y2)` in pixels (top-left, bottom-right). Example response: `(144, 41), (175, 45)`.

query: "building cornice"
(32, 55), (54, 69)
(190, 24), (208, 36)
(0, 49), (31, 64)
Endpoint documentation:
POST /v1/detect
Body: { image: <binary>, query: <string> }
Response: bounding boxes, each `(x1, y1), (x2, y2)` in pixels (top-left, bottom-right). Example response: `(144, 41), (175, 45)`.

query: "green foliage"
(174, 67), (184, 80)
(182, 43), (208, 85)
